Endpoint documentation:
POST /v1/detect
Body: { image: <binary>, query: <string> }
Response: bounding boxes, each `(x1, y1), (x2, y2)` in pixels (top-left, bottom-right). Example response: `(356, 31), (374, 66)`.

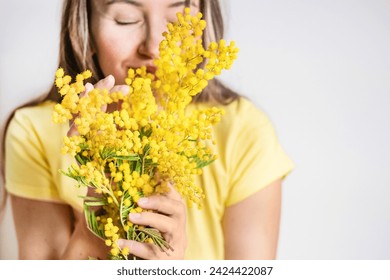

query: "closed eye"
(115, 19), (140, 25)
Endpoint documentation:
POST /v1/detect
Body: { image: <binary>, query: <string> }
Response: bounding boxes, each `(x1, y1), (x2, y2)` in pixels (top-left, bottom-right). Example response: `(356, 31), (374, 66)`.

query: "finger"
(86, 185), (102, 197)
(117, 239), (171, 260)
(110, 84), (130, 94)
(107, 85), (130, 112)
(92, 75), (115, 113)
(67, 120), (79, 137)
(129, 212), (174, 234)
(67, 83), (94, 137)
(82, 82), (94, 96)
(94, 74), (115, 90)
(164, 183), (183, 202)
(137, 195), (185, 217)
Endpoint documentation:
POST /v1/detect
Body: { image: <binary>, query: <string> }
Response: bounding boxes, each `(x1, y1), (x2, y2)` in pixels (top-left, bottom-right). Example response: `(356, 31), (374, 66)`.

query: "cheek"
(94, 29), (137, 79)
(96, 34), (121, 63)
(95, 39), (120, 76)
(96, 24), (126, 58)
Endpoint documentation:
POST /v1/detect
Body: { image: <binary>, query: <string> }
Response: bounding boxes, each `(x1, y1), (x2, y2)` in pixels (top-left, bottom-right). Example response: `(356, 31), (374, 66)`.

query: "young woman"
(2, 0), (294, 260)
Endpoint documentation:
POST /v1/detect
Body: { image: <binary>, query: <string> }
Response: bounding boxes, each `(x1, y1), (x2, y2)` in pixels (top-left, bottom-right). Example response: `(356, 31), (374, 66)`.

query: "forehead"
(94, 0), (200, 7)
(91, 0), (201, 19)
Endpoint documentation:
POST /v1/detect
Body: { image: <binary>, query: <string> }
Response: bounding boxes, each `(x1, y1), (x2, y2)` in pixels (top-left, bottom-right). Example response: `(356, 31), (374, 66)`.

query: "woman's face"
(91, 0), (200, 83)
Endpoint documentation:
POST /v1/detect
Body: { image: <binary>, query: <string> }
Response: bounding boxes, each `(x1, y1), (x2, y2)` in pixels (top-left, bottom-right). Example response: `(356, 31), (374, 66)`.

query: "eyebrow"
(169, 1), (186, 8)
(168, 1), (198, 8)
(106, 0), (198, 8)
(106, 0), (142, 7)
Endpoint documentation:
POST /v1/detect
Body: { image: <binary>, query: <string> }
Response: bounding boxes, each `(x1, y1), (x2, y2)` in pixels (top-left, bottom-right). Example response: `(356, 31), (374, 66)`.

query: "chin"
(112, 73), (126, 84)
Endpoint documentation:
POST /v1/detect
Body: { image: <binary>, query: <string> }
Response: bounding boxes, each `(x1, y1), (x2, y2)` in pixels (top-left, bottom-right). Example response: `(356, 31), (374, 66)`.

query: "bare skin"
(223, 179), (282, 259)
(10, 191), (108, 259)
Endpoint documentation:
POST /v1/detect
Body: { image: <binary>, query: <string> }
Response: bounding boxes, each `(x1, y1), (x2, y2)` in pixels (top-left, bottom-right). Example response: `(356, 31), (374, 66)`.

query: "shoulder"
(215, 97), (275, 140)
(9, 101), (57, 131)
(222, 97), (270, 123)
(11, 101), (55, 123)
(7, 100), (64, 144)
(210, 98), (294, 206)
(191, 97), (276, 142)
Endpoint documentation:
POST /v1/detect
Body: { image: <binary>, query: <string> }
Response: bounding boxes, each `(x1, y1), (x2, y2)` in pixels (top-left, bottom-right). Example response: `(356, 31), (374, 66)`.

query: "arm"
(10, 195), (108, 259)
(222, 178), (282, 259)
(11, 187), (186, 260)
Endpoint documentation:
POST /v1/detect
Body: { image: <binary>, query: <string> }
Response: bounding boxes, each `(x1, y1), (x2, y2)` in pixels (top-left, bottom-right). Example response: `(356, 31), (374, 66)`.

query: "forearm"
(11, 195), (74, 259)
(11, 195), (107, 259)
(61, 210), (109, 260)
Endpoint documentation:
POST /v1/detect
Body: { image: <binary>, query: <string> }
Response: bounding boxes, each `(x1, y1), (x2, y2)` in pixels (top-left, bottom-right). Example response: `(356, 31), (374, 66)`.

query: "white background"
(1, 0), (390, 260)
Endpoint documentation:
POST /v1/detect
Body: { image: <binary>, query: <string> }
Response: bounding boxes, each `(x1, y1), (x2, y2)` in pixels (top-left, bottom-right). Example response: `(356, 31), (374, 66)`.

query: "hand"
(62, 209), (110, 260)
(117, 184), (188, 260)
(67, 75), (130, 137)
(67, 74), (130, 211)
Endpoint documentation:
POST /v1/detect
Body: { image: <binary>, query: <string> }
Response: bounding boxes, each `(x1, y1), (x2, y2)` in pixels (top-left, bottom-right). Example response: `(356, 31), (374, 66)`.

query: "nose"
(138, 18), (165, 60)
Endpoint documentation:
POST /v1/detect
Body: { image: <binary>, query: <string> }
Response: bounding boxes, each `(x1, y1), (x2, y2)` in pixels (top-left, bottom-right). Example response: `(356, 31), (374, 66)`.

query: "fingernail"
(129, 213), (141, 220)
(138, 197), (148, 205)
(122, 85), (130, 94)
(117, 239), (125, 248)
(84, 83), (93, 92)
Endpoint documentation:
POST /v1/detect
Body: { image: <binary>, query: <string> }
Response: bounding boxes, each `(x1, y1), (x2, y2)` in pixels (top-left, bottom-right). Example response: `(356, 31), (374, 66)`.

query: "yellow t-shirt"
(5, 97), (294, 259)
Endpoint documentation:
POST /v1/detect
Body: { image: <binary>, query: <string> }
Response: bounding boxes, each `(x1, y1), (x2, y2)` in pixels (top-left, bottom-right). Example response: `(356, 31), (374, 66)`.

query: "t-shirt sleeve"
(225, 100), (294, 206)
(5, 110), (62, 202)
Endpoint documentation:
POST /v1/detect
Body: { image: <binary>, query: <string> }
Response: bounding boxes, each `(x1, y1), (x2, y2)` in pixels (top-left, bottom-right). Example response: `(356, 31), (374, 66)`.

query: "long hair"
(0, 0), (240, 218)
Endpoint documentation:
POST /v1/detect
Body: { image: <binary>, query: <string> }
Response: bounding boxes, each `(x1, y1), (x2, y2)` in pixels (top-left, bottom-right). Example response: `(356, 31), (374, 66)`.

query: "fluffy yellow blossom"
(53, 8), (237, 260)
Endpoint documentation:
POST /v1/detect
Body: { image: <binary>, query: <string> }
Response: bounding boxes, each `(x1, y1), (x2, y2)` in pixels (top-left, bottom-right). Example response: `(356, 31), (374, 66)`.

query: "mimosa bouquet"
(52, 8), (238, 259)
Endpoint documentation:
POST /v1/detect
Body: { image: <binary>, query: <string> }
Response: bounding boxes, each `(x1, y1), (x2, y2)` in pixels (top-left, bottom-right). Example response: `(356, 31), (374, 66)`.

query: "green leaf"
(187, 154), (215, 169)
(127, 225), (135, 240)
(75, 154), (85, 165)
(140, 127), (152, 138)
(111, 154), (140, 161)
(135, 160), (142, 173)
(119, 190), (134, 227)
(196, 158), (215, 169)
(83, 205), (105, 239)
(143, 144), (151, 156)
(60, 168), (89, 186)
(99, 147), (116, 160)
(84, 201), (107, 207)
(139, 227), (173, 251)
(79, 195), (104, 201)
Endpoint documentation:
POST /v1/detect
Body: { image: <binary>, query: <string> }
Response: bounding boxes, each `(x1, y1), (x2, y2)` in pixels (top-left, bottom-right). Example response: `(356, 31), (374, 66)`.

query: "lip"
(146, 65), (157, 75)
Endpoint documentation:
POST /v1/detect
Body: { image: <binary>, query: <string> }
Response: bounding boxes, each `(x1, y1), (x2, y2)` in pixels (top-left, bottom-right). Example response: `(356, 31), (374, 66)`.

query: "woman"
(2, 0), (294, 260)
